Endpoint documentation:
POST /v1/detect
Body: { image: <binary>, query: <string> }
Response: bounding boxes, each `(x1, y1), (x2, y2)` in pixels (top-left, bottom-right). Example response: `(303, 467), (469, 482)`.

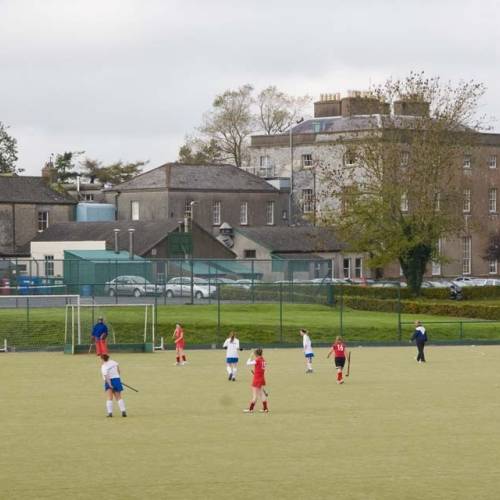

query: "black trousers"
(416, 342), (426, 362)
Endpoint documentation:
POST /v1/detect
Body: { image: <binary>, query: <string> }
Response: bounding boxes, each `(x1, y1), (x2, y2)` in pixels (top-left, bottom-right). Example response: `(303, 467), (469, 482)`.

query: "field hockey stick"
(346, 352), (351, 377)
(88, 342), (93, 354)
(122, 382), (139, 392)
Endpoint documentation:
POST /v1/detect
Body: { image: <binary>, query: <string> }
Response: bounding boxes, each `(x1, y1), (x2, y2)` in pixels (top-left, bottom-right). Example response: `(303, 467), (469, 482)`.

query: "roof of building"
(108, 163), (278, 192)
(63, 250), (144, 260)
(32, 220), (180, 255)
(0, 176), (76, 204)
(235, 226), (342, 253)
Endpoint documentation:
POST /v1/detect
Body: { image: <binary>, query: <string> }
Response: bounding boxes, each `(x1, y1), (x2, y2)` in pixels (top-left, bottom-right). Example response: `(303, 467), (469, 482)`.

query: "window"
(301, 154), (313, 167)
(432, 239), (442, 276)
(184, 199), (193, 219)
(434, 191), (441, 211)
(489, 259), (498, 274)
(344, 150), (357, 166)
(281, 210), (288, 221)
(83, 193), (94, 201)
(462, 236), (471, 275)
(131, 201), (140, 221)
(463, 188), (471, 213)
(244, 249), (256, 259)
(240, 202), (248, 225)
(312, 121), (321, 133)
(489, 188), (497, 213)
(400, 193), (409, 212)
(212, 201), (221, 226)
(302, 189), (314, 213)
(44, 255), (54, 277)
(38, 211), (49, 231)
(343, 258), (351, 279)
(354, 258), (362, 279)
(266, 201), (274, 225)
(488, 155), (497, 169)
(401, 151), (409, 167)
(259, 155), (270, 167)
(463, 155), (471, 169)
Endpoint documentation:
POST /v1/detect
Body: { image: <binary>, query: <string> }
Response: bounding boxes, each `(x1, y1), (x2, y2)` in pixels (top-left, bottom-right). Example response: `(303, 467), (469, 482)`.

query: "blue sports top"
(92, 323), (108, 338)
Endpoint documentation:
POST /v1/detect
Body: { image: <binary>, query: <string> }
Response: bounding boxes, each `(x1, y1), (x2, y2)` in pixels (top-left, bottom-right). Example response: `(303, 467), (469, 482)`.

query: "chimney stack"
(394, 96), (430, 117)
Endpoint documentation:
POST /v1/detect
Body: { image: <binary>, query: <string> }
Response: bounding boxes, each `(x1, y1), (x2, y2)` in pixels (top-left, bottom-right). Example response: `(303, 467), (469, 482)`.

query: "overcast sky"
(1, 0), (499, 176)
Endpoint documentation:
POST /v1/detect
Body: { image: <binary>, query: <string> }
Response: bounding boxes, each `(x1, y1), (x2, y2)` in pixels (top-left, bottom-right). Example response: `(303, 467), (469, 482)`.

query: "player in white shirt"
(300, 329), (314, 373)
(222, 332), (241, 381)
(100, 354), (127, 417)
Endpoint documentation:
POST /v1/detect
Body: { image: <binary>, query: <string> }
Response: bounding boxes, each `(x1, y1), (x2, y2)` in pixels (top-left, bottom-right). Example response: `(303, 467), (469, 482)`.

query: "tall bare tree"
(0, 122), (21, 174)
(319, 73), (487, 294)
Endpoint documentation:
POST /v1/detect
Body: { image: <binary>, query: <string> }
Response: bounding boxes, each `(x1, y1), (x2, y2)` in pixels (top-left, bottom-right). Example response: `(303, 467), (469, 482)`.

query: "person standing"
(244, 348), (269, 413)
(411, 320), (428, 363)
(327, 336), (348, 384)
(173, 323), (187, 365)
(100, 354), (127, 417)
(222, 331), (240, 381)
(300, 329), (314, 373)
(91, 317), (108, 356)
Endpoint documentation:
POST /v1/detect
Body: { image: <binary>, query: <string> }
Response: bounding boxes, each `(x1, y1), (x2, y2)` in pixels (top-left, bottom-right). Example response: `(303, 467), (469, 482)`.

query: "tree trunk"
(399, 243), (432, 296)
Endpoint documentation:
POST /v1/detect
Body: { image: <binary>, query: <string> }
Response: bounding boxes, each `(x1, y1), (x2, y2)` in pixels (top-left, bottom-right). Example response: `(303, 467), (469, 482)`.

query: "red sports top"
(252, 356), (266, 385)
(332, 342), (346, 358)
(174, 327), (184, 342)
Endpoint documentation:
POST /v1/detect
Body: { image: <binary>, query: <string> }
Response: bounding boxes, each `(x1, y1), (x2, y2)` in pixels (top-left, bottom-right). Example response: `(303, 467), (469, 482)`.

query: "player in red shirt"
(327, 336), (348, 384)
(244, 348), (269, 413)
(172, 323), (187, 365)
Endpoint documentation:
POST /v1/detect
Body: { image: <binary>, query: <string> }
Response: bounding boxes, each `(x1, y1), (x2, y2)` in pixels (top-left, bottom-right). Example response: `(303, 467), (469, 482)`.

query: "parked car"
(472, 278), (500, 286)
(452, 276), (481, 287)
(104, 276), (161, 297)
(164, 277), (216, 299)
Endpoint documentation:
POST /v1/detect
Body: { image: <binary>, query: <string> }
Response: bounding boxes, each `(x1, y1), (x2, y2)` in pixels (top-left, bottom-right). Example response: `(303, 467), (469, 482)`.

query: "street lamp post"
(288, 117), (304, 225)
(189, 201), (197, 304)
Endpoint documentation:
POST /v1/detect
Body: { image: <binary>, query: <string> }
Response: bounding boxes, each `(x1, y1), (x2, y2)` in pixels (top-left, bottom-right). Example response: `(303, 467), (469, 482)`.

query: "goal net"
(65, 302), (156, 354)
(0, 295), (80, 351)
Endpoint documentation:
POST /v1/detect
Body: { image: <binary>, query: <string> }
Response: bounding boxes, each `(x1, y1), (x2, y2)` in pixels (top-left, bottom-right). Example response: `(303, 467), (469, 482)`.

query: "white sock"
(307, 362), (312, 370)
(118, 399), (126, 412)
(226, 366), (232, 375)
(106, 400), (113, 414)
(232, 367), (237, 378)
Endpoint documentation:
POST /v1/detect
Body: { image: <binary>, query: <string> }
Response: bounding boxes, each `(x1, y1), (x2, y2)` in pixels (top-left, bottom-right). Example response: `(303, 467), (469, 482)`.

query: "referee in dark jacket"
(411, 320), (428, 363)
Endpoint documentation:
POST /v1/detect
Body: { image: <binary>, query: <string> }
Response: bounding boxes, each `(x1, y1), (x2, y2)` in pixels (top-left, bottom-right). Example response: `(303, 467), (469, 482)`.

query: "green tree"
(81, 158), (146, 185)
(178, 137), (224, 165)
(0, 122), (21, 173)
(53, 151), (84, 183)
(319, 73), (487, 295)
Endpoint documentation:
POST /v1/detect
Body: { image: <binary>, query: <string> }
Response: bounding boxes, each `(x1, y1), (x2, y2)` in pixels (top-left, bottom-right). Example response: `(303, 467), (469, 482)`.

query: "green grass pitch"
(1, 347), (500, 499)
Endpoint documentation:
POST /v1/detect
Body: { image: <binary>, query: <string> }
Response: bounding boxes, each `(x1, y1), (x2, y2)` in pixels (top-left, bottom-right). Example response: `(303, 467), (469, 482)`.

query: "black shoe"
(232, 378), (236, 381)
(107, 413), (113, 418)
(122, 411), (127, 417)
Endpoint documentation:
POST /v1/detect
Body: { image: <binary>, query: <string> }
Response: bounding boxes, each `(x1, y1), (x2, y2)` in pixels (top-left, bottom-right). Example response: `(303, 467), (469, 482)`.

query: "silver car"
(104, 275), (161, 297)
(164, 277), (216, 299)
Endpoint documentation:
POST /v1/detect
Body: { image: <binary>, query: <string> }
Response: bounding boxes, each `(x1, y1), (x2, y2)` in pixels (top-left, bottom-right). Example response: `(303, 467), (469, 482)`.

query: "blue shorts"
(104, 378), (123, 392)
(305, 353), (314, 359)
(226, 357), (239, 364)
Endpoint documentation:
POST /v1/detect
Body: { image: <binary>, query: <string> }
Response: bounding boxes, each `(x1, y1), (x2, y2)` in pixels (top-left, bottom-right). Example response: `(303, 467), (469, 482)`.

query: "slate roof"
(0, 176), (76, 204)
(109, 163), (278, 192)
(32, 220), (179, 255)
(235, 226), (342, 253)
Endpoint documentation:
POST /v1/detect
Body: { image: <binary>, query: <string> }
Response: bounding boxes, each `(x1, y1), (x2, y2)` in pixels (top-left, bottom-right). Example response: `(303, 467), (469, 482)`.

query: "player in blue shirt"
(91, 317), (109, 356)
(410, 320), (428, 363)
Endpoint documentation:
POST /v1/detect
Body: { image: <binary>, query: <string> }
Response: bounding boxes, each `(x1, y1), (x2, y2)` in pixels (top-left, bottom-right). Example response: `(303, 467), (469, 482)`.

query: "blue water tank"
(76, 203), (116, 222)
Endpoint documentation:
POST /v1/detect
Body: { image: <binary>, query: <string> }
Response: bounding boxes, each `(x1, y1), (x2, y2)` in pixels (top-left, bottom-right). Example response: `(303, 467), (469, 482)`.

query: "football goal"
(0, 294), (81, 351)
(65, 302), (156, 354)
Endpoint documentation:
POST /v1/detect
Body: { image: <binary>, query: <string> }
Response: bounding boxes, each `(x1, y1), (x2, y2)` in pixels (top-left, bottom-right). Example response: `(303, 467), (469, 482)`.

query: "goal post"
(0, 294), (80, 352)
(65, 302), (156, 354)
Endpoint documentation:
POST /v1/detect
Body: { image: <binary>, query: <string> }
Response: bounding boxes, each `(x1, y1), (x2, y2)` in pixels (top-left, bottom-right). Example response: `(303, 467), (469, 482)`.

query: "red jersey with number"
(252, 356), (266, 387)
(174, 327), (185, 347)
(333, 342), (346, 358)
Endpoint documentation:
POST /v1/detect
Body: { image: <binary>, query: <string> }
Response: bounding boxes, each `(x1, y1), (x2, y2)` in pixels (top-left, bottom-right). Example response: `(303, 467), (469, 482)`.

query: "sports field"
(1, 347), (500, 499)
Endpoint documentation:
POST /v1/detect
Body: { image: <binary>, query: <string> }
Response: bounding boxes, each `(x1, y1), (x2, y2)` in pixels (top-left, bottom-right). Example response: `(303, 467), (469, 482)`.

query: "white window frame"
(462, 236), (471, 275)
(463, 155), (472, 169)
(401, 151), (409, 167)
(488, 155), (497, 169)
(266, 201), (275, 225)
(463, 188), (471, 213)
(354, 257), (363, 278)
(431, 239), (442, 276)
(401, 193), (409, 212)
(212, 201), (221, 226)
(344, 150), (357, 166)
(184, 199), (193, 219)
(83, 193), (94, 201)
(38, 211), (49, 232)
(434, 191), (441, 212)
(301, 154), (313, 167)
(44, 255), (54, 277)
(131, 201), (140, 221)
(240, 202), (248, 225)
(302, 189), (314, 213)
(343, 258), (351, 279)
(489, 259), (498, 274)
(489, 188), (497, 213)
(259, 155), (270, 167)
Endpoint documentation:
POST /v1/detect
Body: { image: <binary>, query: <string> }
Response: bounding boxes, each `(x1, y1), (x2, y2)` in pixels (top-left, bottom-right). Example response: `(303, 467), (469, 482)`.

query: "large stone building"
(105, 163), (289, 233)
(248, 92), (500, 279)
(0, 176), (76, 257)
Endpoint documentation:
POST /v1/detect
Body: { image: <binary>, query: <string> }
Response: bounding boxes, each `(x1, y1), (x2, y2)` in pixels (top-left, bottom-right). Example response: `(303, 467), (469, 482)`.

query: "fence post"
(397, 284), (402, 342)
(217, 284), (221, 345)
(190, 258), (194, 304)
(339, 284), (343, 337)
(279, 282), (283, 343)
(251, 260), (255, 304)
(459, 321), (463, 341)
